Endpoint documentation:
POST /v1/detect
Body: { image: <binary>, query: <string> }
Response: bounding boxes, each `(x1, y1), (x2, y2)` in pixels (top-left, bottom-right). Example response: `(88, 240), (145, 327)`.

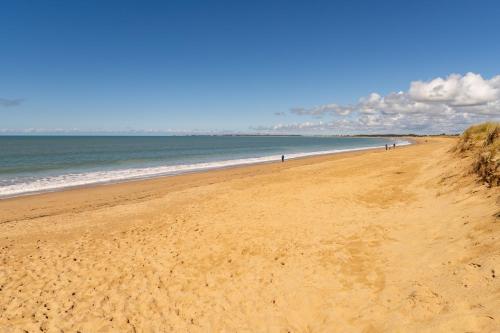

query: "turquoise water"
(0, 136), (405, 197)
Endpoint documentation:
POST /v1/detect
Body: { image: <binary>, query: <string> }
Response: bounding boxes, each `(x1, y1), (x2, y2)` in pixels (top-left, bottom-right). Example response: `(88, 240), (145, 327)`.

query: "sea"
(0, 136), (409, 198)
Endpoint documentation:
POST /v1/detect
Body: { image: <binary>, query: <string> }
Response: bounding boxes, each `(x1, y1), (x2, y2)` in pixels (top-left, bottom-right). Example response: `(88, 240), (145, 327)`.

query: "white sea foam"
(0, 140), (411, 198)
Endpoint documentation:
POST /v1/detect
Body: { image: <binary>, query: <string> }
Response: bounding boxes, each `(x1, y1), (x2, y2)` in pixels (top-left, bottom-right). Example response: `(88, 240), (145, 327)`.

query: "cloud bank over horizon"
(2, 73), (499, 135)
(261, 72), (500, 134)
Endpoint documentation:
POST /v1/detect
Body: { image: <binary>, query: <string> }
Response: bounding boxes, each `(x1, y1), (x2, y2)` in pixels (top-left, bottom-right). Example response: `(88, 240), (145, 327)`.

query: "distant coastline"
(0, 133), (459, 137)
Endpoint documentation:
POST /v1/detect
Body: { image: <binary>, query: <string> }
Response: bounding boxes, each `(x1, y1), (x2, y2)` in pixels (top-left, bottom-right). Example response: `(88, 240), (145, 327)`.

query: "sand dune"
(1, 138), (499, 332)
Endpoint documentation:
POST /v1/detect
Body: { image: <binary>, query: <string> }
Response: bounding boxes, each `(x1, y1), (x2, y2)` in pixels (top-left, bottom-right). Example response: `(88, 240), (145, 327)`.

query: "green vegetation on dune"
(454, 122), (499, 186)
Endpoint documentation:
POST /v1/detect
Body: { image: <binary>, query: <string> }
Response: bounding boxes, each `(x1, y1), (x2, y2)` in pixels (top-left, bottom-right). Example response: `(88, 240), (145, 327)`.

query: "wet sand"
(1, 137), (499, 332)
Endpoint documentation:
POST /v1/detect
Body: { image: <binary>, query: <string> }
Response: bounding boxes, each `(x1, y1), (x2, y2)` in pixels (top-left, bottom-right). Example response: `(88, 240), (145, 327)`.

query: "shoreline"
(0, 140), (418, 225)
(0, 140), (413, 200)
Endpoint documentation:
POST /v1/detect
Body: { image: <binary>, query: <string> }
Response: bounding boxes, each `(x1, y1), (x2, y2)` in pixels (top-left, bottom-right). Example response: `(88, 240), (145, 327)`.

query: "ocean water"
(0, 136), (408, 198)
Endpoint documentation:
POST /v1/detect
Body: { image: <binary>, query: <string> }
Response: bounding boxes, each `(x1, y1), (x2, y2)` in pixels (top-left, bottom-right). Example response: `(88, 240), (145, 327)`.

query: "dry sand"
(0, 138), (499, 332)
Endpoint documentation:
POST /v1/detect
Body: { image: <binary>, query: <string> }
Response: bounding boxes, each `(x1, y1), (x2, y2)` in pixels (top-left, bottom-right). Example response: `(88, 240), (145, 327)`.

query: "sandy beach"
(1, 137), (499, 332)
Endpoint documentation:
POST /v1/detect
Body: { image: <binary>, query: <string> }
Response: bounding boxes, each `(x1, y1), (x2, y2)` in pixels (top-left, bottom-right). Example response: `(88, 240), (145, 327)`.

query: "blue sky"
(1, 0), (500, 134)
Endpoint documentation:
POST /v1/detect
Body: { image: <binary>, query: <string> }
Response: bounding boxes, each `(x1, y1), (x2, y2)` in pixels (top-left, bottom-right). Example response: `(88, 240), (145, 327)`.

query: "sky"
(1, 0), (500, 135)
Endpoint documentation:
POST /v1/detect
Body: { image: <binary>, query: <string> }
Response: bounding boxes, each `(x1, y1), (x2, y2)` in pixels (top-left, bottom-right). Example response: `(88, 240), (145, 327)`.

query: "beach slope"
(1, 137), (499, 332)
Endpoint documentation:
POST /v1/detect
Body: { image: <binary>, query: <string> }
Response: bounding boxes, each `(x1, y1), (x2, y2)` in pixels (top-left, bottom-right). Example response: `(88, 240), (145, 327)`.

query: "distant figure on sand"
(385, 144), (388, 150)
(281, 155), (285, 162)
(393, 143), (396, 149)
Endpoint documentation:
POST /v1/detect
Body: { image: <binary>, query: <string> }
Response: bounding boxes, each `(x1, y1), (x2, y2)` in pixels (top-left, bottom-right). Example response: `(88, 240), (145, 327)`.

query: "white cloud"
(291, 103), (354, 117)
(409, 73), (500, 106)
(263, 72), (500, 134)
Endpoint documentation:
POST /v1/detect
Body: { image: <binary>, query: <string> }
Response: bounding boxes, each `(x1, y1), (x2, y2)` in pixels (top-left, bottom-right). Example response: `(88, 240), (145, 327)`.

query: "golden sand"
(1, 138), (499, 332)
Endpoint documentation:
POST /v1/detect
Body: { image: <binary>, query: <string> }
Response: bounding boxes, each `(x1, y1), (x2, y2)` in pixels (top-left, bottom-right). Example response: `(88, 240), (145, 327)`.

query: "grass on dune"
(454, 122), (499, 187)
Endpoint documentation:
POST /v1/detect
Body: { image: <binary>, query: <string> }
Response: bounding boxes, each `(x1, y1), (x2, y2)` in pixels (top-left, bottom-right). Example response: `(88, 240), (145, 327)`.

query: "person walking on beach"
(385, 144), (388, 150)
(393, 143), (396, 149)
(281, 155), (285, 163)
